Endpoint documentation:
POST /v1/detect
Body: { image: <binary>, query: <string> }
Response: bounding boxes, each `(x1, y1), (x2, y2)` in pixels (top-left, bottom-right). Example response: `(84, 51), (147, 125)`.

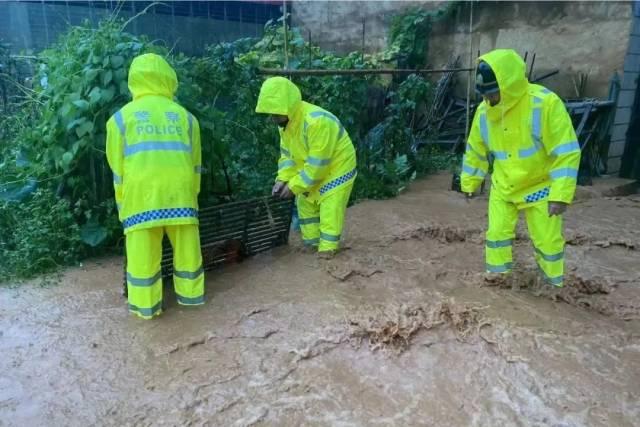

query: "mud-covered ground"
(1, 174), (639, 426)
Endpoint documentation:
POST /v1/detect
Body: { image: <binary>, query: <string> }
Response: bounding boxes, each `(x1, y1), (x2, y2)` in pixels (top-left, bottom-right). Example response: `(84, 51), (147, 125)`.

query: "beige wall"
(291, 1), (633, 98)
(291, 1), (435, 53)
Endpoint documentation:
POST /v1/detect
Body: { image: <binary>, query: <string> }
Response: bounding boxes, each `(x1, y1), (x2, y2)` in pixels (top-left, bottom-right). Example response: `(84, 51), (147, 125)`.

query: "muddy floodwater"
(2, 174), (640, 426)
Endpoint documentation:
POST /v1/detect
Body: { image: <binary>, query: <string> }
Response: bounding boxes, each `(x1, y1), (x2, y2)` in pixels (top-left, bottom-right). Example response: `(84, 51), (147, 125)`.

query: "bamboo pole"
(465, 1), (474, 140)
(258, 67), (473, 76)
(282, 0), (288, 70)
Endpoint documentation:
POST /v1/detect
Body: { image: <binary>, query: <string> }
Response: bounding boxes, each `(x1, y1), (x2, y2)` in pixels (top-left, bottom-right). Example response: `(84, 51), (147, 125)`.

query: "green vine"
(0, 6), (457, 281)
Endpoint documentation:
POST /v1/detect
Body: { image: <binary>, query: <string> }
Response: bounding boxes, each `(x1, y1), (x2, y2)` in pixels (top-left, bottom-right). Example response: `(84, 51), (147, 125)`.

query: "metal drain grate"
(123, 196), (294, 294)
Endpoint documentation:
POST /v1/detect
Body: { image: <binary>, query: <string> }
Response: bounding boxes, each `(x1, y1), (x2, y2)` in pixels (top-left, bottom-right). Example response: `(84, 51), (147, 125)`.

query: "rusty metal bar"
(258, 67), (473, 76)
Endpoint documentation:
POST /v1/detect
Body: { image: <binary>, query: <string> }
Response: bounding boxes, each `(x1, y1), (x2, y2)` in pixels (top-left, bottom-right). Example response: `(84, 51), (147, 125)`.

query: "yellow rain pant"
(297, 185), (353, 252)
(126, 224), (205, 319)
(487, 194), (565, 287)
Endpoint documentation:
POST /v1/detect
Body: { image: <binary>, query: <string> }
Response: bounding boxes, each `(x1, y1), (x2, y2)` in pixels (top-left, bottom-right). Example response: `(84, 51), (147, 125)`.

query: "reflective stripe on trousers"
(486, 195), (565, 286)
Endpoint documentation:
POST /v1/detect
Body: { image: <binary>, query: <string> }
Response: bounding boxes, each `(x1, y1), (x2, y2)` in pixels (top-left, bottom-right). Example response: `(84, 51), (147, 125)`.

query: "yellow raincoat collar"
(478, 49), (528, 120)
(128, 53), (178, 100)
(255, 77), (303, 118)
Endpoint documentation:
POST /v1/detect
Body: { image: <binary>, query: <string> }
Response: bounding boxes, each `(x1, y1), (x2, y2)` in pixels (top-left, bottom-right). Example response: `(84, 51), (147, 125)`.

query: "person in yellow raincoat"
(461, 49), (581, 287)
(255, 77), (357, 255)
(106, 53), (204, 319)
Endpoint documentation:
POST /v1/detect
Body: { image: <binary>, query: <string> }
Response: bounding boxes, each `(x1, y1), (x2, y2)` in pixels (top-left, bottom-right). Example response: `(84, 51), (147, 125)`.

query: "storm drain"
(123, 196), (294, 294)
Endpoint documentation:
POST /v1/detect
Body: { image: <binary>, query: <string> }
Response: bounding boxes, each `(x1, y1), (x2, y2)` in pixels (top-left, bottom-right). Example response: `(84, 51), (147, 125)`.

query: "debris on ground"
(348, 300), (488, 353)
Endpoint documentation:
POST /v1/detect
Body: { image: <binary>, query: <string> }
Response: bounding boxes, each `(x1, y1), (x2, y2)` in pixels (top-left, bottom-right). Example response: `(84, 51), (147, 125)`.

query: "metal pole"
(41, 0), (50, 46)
(529, 53), (536, 79)
(283, 0), (288, 70)
(465, 1), (474, 140)
(258, 67), (473, 76)
(308, 29), (312, 64)
(361, 17), (365, 63)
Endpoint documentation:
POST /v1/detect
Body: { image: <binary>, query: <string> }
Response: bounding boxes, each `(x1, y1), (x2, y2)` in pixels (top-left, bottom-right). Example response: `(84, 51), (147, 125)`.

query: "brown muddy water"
(1, 174), (639, 426)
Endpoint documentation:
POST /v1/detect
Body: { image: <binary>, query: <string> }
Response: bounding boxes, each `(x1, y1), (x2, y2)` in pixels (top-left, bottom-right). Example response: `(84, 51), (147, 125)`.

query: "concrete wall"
(608, 3), (640, 175)
(430, 1), (632, 99)
(291, 0), (430, 54)
(292, 1), (637, 175)
(291, 1), (632, 99)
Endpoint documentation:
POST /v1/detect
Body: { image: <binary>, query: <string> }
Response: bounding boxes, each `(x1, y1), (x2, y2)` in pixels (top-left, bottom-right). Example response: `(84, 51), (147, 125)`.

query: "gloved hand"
(548, 202), (567, 217)
(272, 181), (286, 196)
(279, 184), (294, 199)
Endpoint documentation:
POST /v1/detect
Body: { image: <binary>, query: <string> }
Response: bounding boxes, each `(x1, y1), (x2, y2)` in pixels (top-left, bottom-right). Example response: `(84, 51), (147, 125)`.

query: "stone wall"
(291, 1), (637, 175)
(291, 1), (632, 99)
(430, 1), (632, 99)
(291, 0), (431, 54)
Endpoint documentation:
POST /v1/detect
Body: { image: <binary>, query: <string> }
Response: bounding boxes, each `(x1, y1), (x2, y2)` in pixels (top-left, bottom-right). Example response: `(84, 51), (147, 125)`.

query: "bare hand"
(272, 181), (286, 196)
(464, 192), (474, 203)
(279, 184), (294, 199)
(548, 202), (567, 217)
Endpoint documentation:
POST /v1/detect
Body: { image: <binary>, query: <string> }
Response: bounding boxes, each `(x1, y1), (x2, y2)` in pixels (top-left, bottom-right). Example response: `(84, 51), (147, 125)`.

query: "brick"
(614, 107), (632, 125)
(617, 89), (637, 108)
(630, 35), (640, 55)
(611, 123), (630, 142)
(607, 157), (623, 174)
(624, 54), (640, 72)
(608, 141), (628, 157)
(622, 71), (639, 90)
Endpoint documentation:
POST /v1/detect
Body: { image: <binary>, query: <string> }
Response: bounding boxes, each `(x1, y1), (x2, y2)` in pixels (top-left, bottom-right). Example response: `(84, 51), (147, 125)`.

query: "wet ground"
(1, 174), (640, 426)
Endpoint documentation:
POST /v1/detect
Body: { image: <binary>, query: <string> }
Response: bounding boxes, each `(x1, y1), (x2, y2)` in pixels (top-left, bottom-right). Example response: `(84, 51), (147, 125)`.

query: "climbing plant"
(384, 2), (460, 69)
(0, 6), (456, 280)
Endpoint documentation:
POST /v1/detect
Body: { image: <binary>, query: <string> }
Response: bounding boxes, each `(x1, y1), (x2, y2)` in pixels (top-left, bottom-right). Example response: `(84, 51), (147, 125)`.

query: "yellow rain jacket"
(461, 49), (580, 205)
(106, 54), (202, 234)
(255, 77), (357, 202)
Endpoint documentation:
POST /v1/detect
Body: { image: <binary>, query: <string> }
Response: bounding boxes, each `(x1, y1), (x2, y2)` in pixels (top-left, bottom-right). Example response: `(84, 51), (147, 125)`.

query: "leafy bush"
(0, 7), (457, 280)
(0, 189), (81, 280)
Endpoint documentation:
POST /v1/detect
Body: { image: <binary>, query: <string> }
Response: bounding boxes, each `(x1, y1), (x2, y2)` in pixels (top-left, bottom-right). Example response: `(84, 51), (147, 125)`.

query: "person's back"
(107, 55), (201, 229)
(106, 53), (204, 319)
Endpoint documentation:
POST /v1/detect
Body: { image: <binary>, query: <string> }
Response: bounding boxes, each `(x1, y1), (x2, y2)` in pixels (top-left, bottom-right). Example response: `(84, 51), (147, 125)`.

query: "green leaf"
(102, 70), (113, 86)
(59, 103), (72, 119)
(288, 59), (301, 70)
(80, 221), (108, 247)
(101, 86), (115, 103)
(72, 100), (89, 110)
(75, 121), (94, 138)
(66, 118), (86, 131)
(110, 55), (125, 68)
(61, 152), (73, 169)
(89, 87), (102, 106)
(71, 138), (88, 155)
(119, 81), (129, 96)
(84, 69), (99, 81)
(114, 68), (127, 82)
(290, 37), (305, 47)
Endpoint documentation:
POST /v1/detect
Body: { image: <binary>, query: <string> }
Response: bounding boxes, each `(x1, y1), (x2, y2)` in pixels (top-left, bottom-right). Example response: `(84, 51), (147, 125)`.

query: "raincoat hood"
(128, 53), (178, 100)
(255, 77), (302, 117)
(477, 49), (528, 117)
